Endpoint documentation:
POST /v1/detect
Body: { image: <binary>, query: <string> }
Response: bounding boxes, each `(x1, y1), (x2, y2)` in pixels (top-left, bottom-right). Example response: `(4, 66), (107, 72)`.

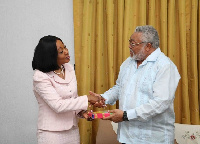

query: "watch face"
(123, 111), (128, 121)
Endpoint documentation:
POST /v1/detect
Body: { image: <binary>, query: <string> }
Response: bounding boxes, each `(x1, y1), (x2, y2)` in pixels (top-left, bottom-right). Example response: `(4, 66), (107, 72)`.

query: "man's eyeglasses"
(129, 39), (146, 48)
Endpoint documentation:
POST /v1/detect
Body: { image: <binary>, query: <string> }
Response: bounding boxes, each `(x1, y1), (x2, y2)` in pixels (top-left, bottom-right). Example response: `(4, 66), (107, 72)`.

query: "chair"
(174, 123), (200, 144)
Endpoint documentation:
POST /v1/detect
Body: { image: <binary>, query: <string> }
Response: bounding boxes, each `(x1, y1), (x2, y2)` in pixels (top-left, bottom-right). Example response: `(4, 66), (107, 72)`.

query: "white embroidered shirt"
(102, 48), (181, 144)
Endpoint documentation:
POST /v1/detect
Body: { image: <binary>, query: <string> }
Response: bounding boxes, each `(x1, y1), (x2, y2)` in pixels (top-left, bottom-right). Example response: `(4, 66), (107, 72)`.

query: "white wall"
(0, 0), (74, 143)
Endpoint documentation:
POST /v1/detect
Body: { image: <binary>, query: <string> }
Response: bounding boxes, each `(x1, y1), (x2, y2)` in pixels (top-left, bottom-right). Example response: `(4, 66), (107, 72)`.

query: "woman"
(32, 35), (98, 144)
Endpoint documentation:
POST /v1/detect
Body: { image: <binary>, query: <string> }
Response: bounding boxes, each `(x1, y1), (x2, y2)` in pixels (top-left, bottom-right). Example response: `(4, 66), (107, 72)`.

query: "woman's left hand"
(82, 111), (88, 119)
(82, 111), (93, 121)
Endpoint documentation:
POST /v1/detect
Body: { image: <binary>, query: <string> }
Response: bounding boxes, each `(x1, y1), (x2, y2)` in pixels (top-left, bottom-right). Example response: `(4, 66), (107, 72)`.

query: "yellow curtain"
(73, 0), (200, 143)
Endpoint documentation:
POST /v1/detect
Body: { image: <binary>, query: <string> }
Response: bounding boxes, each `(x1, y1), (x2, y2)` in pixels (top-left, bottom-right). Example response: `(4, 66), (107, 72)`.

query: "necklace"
(53, 65), (65, 76)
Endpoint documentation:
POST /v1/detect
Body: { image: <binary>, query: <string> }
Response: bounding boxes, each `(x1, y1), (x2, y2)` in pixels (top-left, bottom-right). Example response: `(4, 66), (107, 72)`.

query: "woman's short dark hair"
(32, 35), (63, 72)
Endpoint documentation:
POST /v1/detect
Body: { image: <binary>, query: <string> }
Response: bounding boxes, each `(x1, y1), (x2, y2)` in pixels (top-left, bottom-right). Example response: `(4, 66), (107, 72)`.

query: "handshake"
(80, 91), (123, 123)
(78, 91), (107, 121)
(87, 91), (106, 108)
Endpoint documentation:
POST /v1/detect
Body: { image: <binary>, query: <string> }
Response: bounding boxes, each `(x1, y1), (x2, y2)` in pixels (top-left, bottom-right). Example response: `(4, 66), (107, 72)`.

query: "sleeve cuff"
(80, 95), (89, 110)
(100, 94), (107, 104)
(75, 95), (88, 115)
(127, 109), (137, 120)
(100, 94), (116, 105)
(77, 110), (87, 118)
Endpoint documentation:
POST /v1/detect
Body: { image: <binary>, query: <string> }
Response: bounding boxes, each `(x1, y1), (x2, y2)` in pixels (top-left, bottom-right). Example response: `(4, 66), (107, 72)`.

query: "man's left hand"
(102, 109), (123, 123)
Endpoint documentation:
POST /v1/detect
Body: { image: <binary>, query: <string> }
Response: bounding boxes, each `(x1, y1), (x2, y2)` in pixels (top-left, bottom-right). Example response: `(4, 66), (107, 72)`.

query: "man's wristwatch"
(123, 111), (129, 121)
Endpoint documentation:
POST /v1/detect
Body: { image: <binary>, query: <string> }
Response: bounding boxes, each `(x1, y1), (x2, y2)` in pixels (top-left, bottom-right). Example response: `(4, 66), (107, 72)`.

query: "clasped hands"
(84, 91), (123, 123)
(87, 91), (106, 108)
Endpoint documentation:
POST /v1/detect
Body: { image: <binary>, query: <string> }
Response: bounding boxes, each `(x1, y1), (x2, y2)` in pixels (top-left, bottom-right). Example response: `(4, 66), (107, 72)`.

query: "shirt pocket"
(139, 71), (156, 98)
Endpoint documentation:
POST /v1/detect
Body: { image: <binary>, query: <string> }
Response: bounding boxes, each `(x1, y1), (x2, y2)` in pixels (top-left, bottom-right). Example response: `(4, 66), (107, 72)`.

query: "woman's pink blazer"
(33, 63), (88, 131)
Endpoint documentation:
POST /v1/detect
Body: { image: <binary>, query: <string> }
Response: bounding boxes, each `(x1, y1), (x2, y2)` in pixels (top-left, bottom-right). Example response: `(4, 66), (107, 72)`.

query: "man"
(91, 25), (180, 144)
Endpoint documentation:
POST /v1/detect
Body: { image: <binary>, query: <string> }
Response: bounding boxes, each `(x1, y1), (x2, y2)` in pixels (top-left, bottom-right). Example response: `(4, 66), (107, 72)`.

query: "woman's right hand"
(87, 93), (100, 104)
(87, 91), (106, 107)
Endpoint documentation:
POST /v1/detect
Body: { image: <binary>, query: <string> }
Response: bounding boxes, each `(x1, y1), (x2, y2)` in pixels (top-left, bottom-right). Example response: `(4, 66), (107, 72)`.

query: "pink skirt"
(37, 126), (80, 144)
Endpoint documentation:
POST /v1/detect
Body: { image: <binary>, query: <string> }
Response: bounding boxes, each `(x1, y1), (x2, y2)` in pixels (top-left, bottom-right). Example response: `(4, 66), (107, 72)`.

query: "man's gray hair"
(135, 25), (159, 49)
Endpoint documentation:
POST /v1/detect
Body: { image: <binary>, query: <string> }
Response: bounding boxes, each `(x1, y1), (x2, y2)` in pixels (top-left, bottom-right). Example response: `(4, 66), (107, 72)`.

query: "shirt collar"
(133, 48), (161, 67)
(145, 47), (161, 62)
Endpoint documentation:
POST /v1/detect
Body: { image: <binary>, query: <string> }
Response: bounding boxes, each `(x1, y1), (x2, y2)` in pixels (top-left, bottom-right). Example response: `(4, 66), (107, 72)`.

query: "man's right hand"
(88, 91), (106, 108)
(87, 93), (99, 105)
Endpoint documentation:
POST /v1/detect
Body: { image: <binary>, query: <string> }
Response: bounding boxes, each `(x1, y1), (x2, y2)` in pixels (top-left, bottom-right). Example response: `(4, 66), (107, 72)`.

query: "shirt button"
(70, 90), (72, 92)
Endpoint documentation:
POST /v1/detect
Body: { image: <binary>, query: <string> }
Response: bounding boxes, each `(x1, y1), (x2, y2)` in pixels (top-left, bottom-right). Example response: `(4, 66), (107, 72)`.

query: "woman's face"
(56, 40), (70, 66)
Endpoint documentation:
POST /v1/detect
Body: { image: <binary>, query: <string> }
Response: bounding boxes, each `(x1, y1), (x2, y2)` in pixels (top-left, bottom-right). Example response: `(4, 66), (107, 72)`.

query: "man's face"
(129, 32), (147, 61)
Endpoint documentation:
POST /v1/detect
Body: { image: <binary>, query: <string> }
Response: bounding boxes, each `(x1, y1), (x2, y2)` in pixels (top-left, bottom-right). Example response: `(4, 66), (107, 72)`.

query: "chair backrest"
(174, 123), (200, 144)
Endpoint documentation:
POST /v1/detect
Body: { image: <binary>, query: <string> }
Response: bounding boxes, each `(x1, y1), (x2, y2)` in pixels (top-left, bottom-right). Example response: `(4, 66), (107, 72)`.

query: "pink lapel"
(46, 63), (74, 84)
